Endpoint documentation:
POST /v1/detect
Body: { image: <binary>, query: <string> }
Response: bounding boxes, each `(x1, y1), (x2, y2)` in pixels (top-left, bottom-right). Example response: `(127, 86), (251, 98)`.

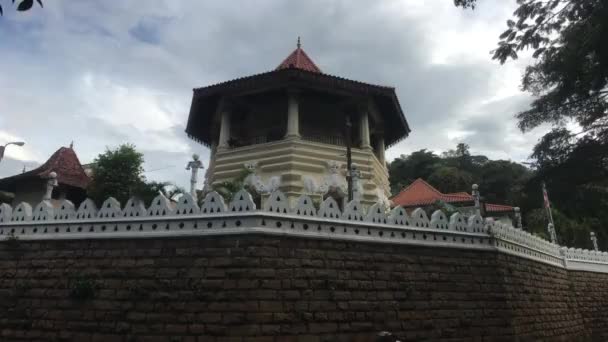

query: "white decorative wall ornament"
(228, 189), (256, 212)
(175, 193), (200, 215)
(54, 200), (76, 220)
(98, 197), (121, 219)
(43, 171), (58, 201)
(366, 202), (388, 224)
(123, 197), (147, 218)
(318, 196), (341, 219)
(33, 200), (54, 221)
(467, 214), (484, 233)
(484, 217), (496, 233)
(375, 187), (391, 208)
(302, 176), (318, 195)
(265, 176), (282, 194)
(449, 212), (467, 232)
(10, 202), (32, 222)
(243, 161), (281, 194)
(11, 202), (32, 222)
(264, 191), (289, 214)
(348, 166), (364, 202)
(323, 161), (347, 195)
(342, 200), (365, 221)
(200, 191), (227, 214)
(292, 195), (316, 216)
(388, 206), (410, 226)
(76, 199), (98, 219)
(0, 203), (12, 223)
(411, 208), (429, 228)
(2, 190), (608, 274)
(430, 210), (448, 230)
(591, 232), (599, 251)
(147, 194), (174, 216)
(304, 161), (347, 197)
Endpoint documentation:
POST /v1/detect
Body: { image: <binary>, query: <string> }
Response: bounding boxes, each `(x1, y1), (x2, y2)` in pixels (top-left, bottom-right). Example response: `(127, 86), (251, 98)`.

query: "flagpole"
(542, 181), (557, 244)
(543, 182), (555, 225)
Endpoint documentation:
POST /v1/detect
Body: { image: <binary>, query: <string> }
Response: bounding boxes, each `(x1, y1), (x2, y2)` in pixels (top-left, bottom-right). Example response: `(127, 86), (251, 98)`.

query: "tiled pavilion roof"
(0, 146), (91, 189)
(275, 38), (322, 73)
(391, 178), (514, 213)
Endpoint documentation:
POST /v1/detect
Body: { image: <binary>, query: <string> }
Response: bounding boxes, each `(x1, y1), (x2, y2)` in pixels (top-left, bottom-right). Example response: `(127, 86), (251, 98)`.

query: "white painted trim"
(1, 190), (607, 274)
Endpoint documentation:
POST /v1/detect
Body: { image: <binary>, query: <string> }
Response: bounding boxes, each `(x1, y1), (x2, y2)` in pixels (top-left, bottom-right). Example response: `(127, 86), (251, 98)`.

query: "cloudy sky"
(0, 0), (549, 189)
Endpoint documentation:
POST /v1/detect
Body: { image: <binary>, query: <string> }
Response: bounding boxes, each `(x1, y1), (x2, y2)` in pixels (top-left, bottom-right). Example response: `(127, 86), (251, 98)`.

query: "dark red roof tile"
(276, 40), (321, 73)
(391, 178), (473, 207)
(485, 203), (514, 213)
(391, 178), (514, 213)
(0, 146), (91, 189)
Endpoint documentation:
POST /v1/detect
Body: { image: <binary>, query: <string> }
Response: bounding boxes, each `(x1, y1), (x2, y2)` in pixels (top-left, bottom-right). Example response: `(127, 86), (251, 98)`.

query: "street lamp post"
(0, 141), (26, 163)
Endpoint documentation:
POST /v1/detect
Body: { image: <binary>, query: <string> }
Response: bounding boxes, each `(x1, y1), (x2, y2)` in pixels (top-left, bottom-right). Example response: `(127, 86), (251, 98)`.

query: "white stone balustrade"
(0, 189), (607, 273)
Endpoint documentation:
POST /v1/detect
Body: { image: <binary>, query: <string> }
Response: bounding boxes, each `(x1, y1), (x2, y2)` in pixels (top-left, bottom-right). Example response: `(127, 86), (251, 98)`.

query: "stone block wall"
(568, 270), (608, 340)
(0, 235), (606, 341)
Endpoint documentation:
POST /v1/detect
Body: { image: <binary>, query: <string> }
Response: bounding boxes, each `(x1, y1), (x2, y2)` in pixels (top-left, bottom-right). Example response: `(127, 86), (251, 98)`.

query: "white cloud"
(0, 0), (549, 190)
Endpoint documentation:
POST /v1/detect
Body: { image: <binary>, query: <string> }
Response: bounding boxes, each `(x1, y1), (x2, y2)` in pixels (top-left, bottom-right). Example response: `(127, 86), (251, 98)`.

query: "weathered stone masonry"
(1, 235), (608, 342)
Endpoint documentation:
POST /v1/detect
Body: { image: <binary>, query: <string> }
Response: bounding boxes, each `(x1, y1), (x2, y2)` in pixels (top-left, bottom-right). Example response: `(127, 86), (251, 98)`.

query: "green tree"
(456, 0), (608, 180)
(479, 160), (532, 206)
(427, 166), (473, 194)
(388, 149), (441, 194)
(213, 168), (253, 204)
(454, 0), (608, 249)
(87, 144), (177, 207)
(525, 207), (598, 249)
(87, 144), (145, 206)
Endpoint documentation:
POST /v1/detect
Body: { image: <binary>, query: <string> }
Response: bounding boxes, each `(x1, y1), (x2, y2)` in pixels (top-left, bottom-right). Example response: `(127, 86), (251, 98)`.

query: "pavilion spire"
(276, 37), (321, 73)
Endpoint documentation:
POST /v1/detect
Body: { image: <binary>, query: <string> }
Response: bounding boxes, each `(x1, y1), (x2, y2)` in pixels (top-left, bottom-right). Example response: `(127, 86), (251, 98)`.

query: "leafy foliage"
(87, 144), (181, 207)
(456, 0), (607, 177)
(453, 0), (608, 249)
(0, 0), (43, 16)
(390, 142), (607, 249)
(428, 167), (473, 194)
(213, 168), (254, 204)
(390, 143), (531, 206)
(389, 149), (441, 194)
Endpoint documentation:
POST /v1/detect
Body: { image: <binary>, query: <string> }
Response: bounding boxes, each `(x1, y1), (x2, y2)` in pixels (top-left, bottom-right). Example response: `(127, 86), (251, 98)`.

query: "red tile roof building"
(391, 178), (514, 214)
(0, 146), (91, 207)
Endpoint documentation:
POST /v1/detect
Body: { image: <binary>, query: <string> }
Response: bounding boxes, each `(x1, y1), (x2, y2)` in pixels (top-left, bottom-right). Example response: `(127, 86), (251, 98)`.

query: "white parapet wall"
(1, 190), (607, 273)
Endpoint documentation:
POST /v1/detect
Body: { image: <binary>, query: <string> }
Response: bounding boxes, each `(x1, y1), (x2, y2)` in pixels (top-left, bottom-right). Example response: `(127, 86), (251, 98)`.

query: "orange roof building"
(391, 178), (514, 214)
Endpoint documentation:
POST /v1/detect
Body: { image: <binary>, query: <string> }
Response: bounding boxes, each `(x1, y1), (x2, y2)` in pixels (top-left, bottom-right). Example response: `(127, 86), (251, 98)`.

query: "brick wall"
(0, 235), (605, 341)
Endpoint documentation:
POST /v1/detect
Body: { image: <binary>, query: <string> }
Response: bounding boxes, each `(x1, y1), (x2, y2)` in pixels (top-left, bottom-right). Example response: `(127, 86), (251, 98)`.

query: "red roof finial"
(276, 38), (321, 73)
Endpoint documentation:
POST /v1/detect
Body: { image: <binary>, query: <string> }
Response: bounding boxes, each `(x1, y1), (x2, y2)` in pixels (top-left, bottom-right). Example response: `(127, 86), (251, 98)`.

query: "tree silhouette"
(0, 0), (43, 16)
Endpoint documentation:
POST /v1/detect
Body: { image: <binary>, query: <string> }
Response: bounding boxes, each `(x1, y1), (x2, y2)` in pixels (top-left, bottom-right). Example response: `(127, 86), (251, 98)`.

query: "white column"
(186, 154), (204, 199)
(218, 110), (231, 150)
(472, 184), (481, 216)
(360, 111), (371, 150)
(285, 89), (300, 139)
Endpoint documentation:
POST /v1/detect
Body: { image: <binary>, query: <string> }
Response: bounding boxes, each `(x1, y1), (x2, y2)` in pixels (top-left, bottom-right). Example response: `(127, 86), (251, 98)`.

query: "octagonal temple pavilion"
(186, 40), (410, 208)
